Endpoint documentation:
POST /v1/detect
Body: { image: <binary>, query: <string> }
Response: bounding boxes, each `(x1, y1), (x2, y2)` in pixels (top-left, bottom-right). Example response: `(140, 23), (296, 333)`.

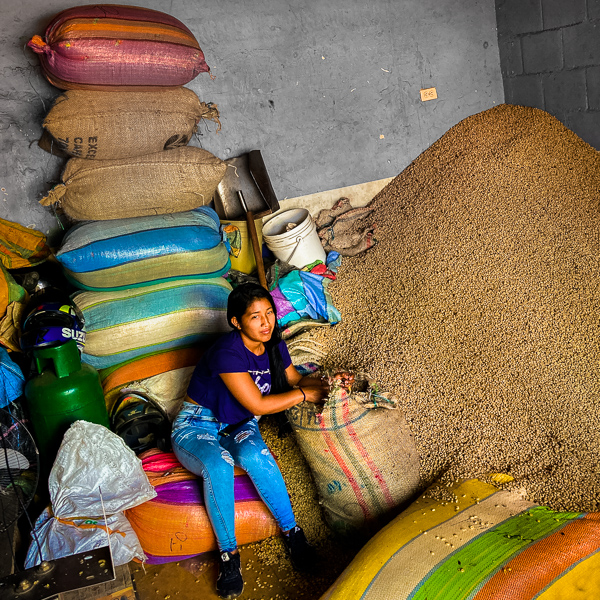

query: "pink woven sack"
(27, 4), (210, 90)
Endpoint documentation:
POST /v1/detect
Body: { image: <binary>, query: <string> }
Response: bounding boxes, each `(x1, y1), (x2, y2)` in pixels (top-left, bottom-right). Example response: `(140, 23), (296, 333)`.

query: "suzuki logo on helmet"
(62, 328), (86, 343)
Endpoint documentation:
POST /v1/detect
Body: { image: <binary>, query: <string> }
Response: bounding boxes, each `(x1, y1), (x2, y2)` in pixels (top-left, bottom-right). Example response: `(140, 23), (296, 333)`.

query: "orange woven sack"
(125, 449), (278, 564)
(100, 346), (204, 417)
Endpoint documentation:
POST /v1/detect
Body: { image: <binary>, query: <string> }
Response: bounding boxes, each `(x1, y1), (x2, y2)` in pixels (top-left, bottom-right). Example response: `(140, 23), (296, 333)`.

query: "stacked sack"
(28, 4), (233, 373)
(125, 449), (280, 564)
(321, 477), (600, 600)
(25, 6), (283, 565)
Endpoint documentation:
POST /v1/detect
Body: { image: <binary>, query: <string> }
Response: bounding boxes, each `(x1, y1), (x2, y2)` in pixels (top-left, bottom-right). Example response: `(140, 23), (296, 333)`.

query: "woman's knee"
(235, 442), (278, 475)
(173, 437), (234, 480)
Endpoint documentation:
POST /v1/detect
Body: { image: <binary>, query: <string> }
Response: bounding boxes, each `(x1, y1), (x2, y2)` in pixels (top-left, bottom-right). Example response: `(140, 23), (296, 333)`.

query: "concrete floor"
(129, 539), (355, 600)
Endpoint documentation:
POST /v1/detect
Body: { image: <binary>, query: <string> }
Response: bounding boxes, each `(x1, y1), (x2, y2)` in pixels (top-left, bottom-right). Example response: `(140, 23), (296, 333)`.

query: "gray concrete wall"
(0, 0), (503, 244)
(496, 0), (600, 149)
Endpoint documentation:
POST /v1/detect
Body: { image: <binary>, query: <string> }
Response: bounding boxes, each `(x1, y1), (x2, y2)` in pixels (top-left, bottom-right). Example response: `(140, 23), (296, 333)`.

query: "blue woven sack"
(56, 207), (231, 291)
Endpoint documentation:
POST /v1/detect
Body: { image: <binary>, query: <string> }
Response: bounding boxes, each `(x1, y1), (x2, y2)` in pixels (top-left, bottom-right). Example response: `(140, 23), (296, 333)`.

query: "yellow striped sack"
(321, 477), (600, 600)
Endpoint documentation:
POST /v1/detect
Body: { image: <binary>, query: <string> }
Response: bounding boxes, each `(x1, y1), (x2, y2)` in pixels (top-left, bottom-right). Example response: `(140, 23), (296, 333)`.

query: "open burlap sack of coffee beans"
(286, 371), (420, 537)
(40, 146), (226, 221)
(40, 88), (220, 160)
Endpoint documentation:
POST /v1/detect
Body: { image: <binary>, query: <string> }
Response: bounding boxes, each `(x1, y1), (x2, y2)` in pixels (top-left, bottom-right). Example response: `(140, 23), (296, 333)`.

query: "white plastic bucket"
(263, 208), (326, 268)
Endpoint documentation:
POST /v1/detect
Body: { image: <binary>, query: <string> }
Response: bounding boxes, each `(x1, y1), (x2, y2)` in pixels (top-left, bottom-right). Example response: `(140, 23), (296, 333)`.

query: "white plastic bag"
(24, 506), (145, 567)
(25, 421), (157, 567)
(49, 421), (156, 518)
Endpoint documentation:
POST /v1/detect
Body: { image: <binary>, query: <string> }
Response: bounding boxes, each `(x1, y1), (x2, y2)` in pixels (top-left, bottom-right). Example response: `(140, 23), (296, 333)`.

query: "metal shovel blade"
(214, 150), (280, 220)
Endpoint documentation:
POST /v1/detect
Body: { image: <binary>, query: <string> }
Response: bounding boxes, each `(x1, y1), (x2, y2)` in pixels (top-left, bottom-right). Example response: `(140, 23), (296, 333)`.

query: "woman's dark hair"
(227, 283), (290, 394)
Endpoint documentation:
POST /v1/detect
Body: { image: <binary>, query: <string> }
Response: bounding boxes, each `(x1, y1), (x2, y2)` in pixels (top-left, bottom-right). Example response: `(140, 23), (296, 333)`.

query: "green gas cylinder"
(24, 340), (109, 470)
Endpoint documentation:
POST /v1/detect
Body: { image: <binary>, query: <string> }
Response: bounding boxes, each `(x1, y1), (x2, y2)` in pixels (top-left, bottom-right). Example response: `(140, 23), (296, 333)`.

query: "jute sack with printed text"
(41, 88), (220, 160)
(40, 147), (226, 221)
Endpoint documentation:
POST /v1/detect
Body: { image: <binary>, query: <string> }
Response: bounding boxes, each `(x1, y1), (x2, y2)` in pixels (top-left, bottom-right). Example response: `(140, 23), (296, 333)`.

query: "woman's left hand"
(300, 384), (329, 404)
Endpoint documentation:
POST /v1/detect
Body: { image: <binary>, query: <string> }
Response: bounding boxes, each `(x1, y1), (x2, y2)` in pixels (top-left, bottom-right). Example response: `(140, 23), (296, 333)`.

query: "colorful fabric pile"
(0, 218), (51, 351)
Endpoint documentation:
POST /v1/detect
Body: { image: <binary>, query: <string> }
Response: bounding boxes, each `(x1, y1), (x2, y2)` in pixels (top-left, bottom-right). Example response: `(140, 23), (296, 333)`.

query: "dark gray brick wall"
(589, 0), (600, 20)
(496, 0), (600, 149)
(522, 30), (563, 73)
(587, 66), (600, 109)
(565, 111), (600, 147)
(505, 74), (544, 108)
(542, 0), (586, 29)
(543, 70), (587, 114)
(496, 0), (543, 35)
(499, 36), (524, 76)
(563, 22), (600, 67)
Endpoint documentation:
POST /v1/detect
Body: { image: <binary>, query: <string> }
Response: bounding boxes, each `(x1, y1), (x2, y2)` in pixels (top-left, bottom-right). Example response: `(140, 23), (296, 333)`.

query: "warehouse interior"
(1, 0), (600, 599)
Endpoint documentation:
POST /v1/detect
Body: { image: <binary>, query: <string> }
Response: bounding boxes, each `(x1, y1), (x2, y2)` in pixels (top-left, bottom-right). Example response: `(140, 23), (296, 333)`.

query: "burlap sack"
(286, 373), (420, 537)
(42, 88), (220, 160)
(40, 147), (227, 221)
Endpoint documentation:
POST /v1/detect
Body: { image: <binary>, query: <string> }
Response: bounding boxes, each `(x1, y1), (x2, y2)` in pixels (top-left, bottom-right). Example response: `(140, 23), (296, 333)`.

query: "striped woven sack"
(0, 218), (49, 350)
(42, 88), (220, 160)
(321, 477), (600, 600)
(100, 346), (204, 417)
(39, 147), (226, 221)
(0, 218), (51, 269)
(72, 277), (232, 370)
(56, 207), (231, 291)
(125, 449), (278, 564)
(286, 373), (420, 537)
(27, 4), (209, 90)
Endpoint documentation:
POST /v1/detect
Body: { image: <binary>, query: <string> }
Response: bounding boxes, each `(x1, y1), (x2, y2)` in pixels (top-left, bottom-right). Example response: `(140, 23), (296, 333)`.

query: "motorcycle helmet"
(20, 286), (85, 353)
(111, 392), (171, 455)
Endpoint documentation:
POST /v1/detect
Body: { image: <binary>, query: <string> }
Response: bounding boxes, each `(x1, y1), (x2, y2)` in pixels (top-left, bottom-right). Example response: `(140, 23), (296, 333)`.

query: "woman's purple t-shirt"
(186, 330), (292, 424)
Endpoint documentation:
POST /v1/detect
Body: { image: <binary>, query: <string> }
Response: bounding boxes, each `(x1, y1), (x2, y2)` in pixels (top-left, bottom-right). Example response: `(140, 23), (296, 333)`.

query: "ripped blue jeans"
(171, 403), (296, 553)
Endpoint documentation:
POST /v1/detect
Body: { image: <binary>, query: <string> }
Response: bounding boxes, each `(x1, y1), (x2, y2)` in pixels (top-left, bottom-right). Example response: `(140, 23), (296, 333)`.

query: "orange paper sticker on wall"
(420, 87), (438, 101)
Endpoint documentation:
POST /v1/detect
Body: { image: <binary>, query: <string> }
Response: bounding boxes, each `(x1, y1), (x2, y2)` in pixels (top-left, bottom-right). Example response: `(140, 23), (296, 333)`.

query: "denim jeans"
(171, 403), (297, 552)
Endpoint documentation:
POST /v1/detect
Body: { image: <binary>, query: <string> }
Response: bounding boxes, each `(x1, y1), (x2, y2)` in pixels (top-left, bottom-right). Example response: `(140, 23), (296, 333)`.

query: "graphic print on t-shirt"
(251, 369), (271, 394)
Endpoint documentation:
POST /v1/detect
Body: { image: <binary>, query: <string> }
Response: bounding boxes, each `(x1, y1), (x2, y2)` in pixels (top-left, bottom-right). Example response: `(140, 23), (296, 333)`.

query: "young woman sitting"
(171, 282), (329, 599)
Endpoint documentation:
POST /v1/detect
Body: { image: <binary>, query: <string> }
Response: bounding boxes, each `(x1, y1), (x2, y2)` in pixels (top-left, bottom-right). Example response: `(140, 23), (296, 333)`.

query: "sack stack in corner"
(28, 5), (232, 372)
(28, 4), (226, 222)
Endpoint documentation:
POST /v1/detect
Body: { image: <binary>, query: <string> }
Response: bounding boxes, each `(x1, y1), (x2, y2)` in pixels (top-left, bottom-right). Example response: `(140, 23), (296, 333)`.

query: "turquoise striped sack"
(56, 206), (231, 291)
(72, 277), (232, 370)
